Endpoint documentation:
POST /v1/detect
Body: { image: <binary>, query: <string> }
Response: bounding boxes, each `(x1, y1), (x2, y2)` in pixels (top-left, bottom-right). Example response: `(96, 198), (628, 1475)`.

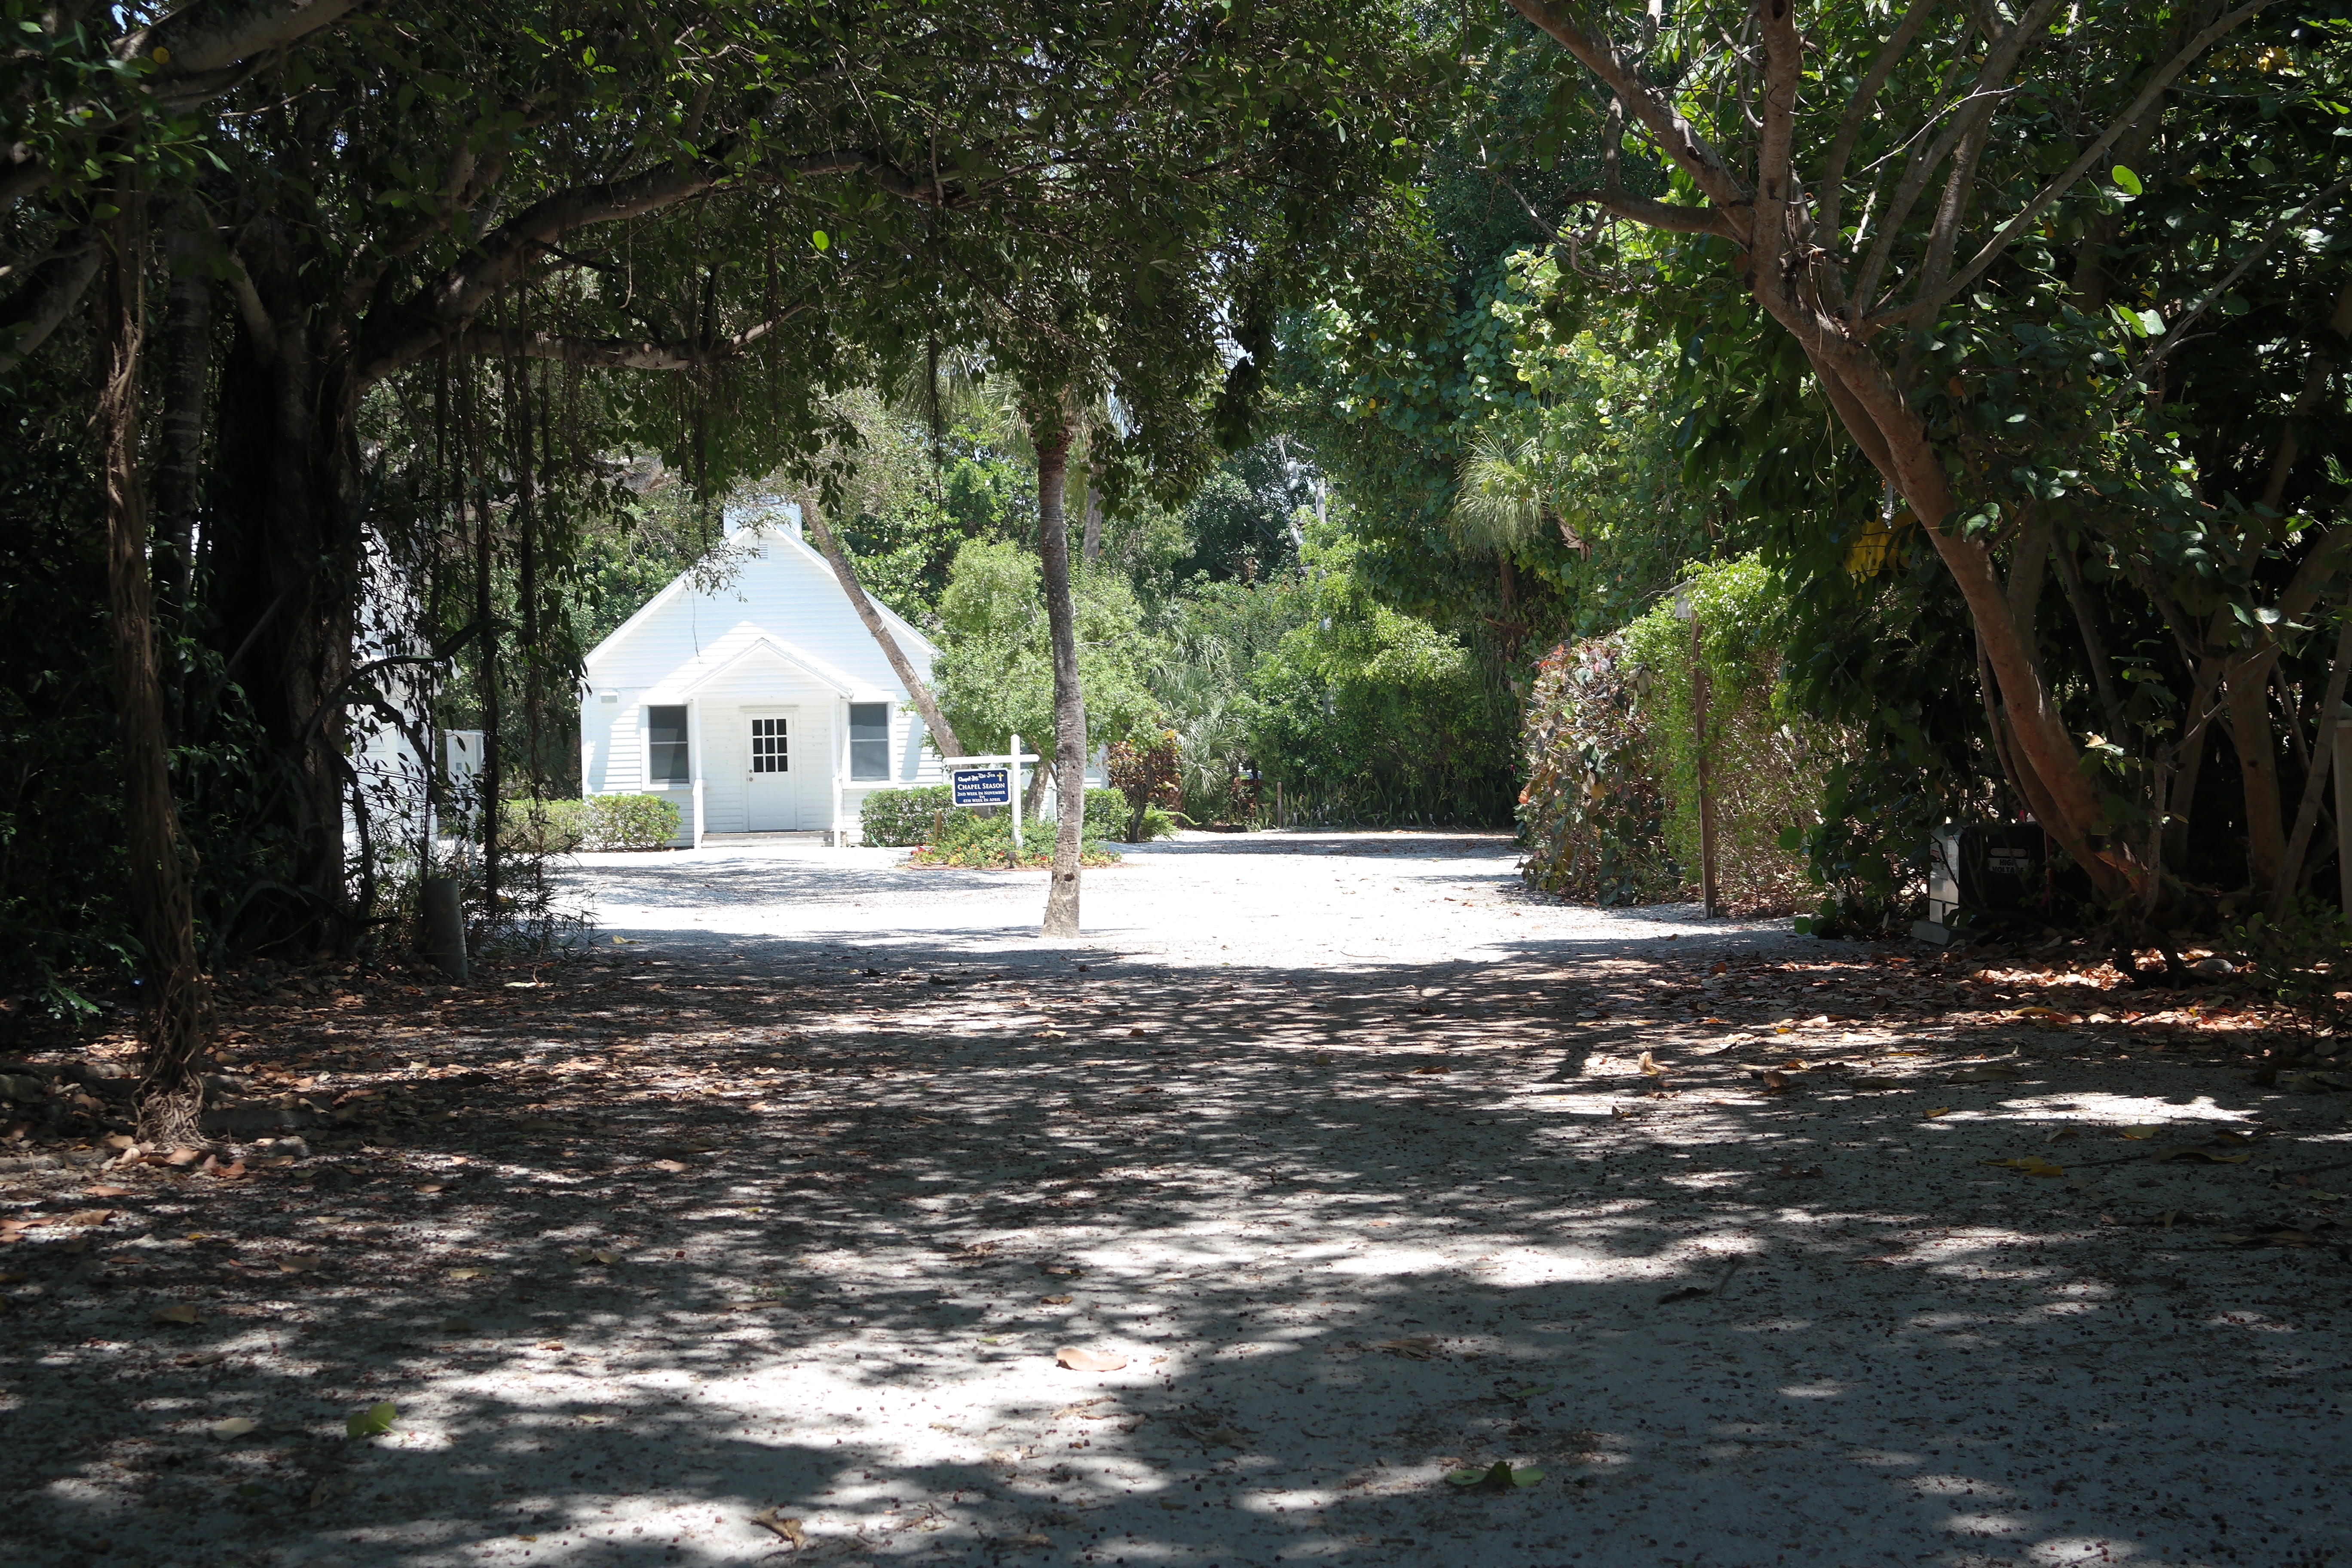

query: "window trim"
(645, 704), (690, 786)
(847, 701), (891, 782)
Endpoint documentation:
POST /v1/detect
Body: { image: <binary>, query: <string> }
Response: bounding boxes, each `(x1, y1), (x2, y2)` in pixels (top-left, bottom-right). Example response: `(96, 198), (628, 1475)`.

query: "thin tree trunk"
(2052, 540), (2125, 738)
(470, 346), (502, 925)
(504, 333), (541, 799)
(1037, 417), (1086, 937)
(2271, 608), (2352, 918)
(2166, 657), (2224, 865)
(796, 490), (964, 759)
(2224, 652), (2286, 900)
(101, 183), (208, 1144)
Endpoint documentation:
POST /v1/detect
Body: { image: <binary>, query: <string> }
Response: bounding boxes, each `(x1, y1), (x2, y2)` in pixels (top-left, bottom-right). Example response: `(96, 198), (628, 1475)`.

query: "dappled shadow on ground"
(570, 853), (1031, 913)
(4, 921), (2347, 1568)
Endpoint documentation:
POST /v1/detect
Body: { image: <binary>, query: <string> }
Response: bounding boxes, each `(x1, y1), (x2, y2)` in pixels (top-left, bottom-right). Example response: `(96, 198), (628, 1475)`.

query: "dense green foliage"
(6, 0), (2347, 1021)
(502, 796), (682, 854)
(858, 786), (958, 849)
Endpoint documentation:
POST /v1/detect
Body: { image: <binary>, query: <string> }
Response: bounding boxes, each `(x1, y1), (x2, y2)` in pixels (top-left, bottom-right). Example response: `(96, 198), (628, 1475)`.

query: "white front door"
(746, 717), (797, 830)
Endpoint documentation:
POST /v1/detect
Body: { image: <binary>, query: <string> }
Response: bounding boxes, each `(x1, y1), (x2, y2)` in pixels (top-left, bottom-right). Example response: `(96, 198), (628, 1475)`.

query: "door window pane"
(646, 705), (689, 784)
(750, 717), (789, 773)
(848, 702), (889, 781)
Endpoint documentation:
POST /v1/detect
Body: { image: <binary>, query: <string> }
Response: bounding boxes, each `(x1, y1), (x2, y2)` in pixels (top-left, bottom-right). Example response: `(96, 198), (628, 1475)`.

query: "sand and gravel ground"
(3, 829), (2349, 1568)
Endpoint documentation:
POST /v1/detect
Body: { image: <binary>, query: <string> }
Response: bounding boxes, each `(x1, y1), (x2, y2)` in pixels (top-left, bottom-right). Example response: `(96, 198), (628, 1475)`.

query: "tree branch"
(356, 146), (873, 386)
(1853, 0), (2062, 325)
(446, 309), (812, 373)
(2107, 175), (2352, 418)
(1507, 0), (1753, 225)
(122, 0), (365, 77)
(4, 1), (365, 216)
(1751, 0), (1804, 306)
(1868, 0), (2279, 329)
(0, 234), (103, 375)
(1817, 0), (1941, 249)
(1561, 187), (1739, 238)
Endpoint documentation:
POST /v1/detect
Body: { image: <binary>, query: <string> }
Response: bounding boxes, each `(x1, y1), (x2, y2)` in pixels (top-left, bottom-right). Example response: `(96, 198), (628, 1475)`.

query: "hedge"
(501, 795), (680, 852)
(860, 782), (1132, 846)
(861, 785), (957, 846)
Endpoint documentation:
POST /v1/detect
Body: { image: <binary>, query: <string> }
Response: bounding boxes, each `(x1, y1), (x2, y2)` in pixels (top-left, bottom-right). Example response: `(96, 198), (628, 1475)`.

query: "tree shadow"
(3, 921), (2337, 1568)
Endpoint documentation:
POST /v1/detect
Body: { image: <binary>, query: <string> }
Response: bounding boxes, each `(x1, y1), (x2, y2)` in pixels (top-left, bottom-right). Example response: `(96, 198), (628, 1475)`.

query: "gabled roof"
(638, 625), (878, 704)
(581, 523), (940, 675)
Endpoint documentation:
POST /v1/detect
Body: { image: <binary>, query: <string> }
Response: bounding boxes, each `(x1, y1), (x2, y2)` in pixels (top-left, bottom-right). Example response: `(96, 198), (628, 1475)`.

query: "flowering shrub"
(1517, 637), (1678, 904)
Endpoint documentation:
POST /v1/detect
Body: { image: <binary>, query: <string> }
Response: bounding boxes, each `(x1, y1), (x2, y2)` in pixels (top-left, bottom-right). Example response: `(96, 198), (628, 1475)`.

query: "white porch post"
(830, 697), (846, 846)
(688, 697), (705, 848)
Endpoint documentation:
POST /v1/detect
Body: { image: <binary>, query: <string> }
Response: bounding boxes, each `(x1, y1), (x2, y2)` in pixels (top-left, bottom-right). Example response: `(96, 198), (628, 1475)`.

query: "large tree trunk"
(151, 215), (214, 643)
(100, 190), (209, 1143)
(1036, 417), (1086, 937)
(205, 220), (364, 954)
(797, 490), (964, 759)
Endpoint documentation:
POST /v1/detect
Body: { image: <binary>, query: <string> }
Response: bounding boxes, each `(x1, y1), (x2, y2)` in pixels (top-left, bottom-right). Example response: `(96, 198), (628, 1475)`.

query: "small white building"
(579, 503), (944, 845)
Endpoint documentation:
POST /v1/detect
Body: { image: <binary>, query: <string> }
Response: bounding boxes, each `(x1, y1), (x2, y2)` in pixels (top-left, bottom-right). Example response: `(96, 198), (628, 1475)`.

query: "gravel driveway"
(3, 830), (2346, 1568)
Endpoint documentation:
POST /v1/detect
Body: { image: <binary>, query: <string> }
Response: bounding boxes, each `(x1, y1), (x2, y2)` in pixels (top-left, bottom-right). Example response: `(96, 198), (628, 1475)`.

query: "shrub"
(1109, 732), (1185, 840)
(2228, 898), (2351, 1047)
(862, 785), (959, 847)
(500, 798), (585, 854)
(907, 809), (1122, 869)
(1517, 637), (1678, 904)
(581, 794), (681, 851)
(1133, 803), (1184, 841)
(1520, 555), (1843, 916)
(1082, 787), (1127, 834)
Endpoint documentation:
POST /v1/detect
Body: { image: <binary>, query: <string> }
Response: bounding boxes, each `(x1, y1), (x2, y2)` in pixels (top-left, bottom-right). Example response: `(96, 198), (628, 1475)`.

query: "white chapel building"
(579, 501), (944, 845)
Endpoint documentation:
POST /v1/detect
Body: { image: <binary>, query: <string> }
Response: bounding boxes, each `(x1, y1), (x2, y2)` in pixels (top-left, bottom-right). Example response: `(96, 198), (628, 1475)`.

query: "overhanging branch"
(445, 308), (812, 373)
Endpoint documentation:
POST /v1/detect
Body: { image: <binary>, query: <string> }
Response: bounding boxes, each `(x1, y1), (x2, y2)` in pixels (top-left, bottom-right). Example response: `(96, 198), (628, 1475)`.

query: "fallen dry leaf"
(750, 1509), (808, 1547)
(278, 1254), (323, 1274)
(1040, 1294), (1074, 1305)
(1984, 1156), (2066, 1178)
(1376, 1335), (1440, 1360)
(84, 1185), (129, 1198)
(650, 1159), (692, 1174)
(211, 1417), (259, 1440)
(61, 1208), (117, 1227)
(152, 1304), (202, 1325)
(1054, 1347), (1128, 1372)
(1182, 1422), (1251, 1449)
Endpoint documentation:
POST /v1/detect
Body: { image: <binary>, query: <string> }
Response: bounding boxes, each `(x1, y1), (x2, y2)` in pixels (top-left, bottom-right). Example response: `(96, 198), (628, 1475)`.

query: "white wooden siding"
(579, 525), (946, 842)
